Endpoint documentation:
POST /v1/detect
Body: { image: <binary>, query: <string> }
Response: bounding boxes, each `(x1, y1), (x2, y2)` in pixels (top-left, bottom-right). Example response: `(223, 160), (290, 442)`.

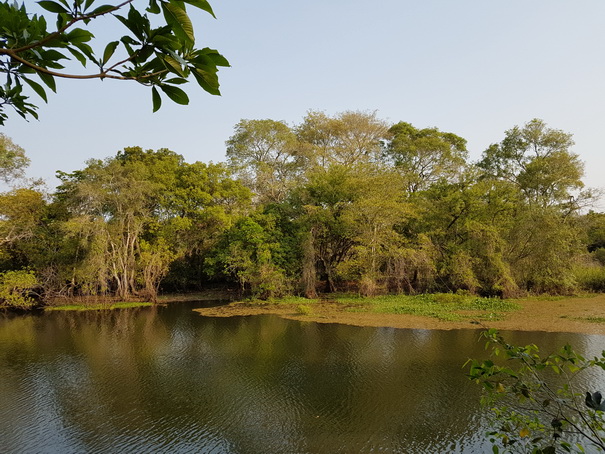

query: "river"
(1, 301), (604, 453)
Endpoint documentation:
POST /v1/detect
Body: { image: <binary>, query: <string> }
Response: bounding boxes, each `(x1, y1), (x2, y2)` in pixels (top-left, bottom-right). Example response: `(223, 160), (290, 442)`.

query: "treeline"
(1, 113), (605, 306)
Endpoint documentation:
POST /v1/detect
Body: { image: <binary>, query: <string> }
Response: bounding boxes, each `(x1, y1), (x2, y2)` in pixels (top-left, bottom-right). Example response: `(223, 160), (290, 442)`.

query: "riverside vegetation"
(1, 114), (605, 310)
(469, 329), (605, 453)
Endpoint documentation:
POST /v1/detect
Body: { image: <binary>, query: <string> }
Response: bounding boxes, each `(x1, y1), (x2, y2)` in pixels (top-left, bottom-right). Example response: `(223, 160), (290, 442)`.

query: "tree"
(226, 119), (302, 205)
(0, 0), (228, 124)
(58, 155), (157, 299)
(0, 187), (46, 248)
(0, 133), (29, 182)
(53, 147), (251, 300)
(336, 169), (411, 296)
(478, 119), (586, 209)
(417, 173), (518, 296)
(385, 121), (468, 193)
(296, 110), (389, 169)
(0, 269), (39, 308)
(206, 215), (288, 299)
(295, 165), (361, 293)
(468, 329), (605, 453)
(476, 120), (590, 294)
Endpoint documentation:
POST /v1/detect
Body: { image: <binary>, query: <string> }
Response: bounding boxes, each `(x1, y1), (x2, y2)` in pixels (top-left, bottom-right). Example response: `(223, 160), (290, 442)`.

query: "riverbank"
(193, 294), (605, 335)
(41, 289), (235, 312)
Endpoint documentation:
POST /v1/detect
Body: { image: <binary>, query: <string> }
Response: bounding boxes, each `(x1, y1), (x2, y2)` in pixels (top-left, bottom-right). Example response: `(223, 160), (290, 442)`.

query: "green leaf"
(162, 1), (194, 43)
(147, 0), (160, 14)
(56, 12), (71, 30)
(22, 77), (48, 102)
(134, 46), (154, 64)
(42, 49), (68, 61)
(162, 55), (185, 76)
(91, 4), (116, 15)
(73, 42), (95, 60)
(84, 0), (95, 11)
(202, 48), (230, 67)
(151, 86), (161, 112)
(181, 0), (216, 18)
(66, 28), (94, 44)
(159, 84), (189, 105)
(192, 69), (220, 95)
(38, 1), (69, 14)
(37, 72), (57, 93)
(164, 77), (188, 85)
(102, 41), (119, 65)
(67, 47), (87, 66)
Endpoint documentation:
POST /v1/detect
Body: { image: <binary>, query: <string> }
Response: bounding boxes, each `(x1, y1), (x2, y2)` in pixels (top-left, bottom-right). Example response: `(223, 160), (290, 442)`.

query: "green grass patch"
(241, 296), (321, 306)
(332, 293), (520, 322)
(45, 302), (153, 311)
(231, 292), (520, 322)
(296, 304), (313, 315)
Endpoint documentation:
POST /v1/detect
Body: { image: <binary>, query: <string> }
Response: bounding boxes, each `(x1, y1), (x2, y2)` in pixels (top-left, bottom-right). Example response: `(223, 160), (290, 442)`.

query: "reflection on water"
(0, 303), (604, 454)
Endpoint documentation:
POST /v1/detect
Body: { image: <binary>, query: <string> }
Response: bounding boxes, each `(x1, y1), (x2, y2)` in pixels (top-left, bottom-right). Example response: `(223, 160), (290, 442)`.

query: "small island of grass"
(194, 293), (605, 335)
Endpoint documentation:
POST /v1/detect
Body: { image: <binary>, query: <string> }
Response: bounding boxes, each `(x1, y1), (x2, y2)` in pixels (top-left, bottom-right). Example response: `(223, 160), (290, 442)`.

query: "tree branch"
(4, 50), (168, 82)
(7, 0), (134, 54)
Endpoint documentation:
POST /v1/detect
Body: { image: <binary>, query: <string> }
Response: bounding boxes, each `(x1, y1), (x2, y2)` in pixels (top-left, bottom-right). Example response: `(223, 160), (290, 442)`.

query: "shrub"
(468, 329), (605, 453)
(0, 270), (39, 309)
(593, 248), (605, 266)
(574, 265), (605, 292)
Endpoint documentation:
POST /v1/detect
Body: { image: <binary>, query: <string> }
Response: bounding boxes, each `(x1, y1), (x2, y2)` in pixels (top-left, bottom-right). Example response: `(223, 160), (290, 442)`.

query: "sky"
(3, 0), (605, 204)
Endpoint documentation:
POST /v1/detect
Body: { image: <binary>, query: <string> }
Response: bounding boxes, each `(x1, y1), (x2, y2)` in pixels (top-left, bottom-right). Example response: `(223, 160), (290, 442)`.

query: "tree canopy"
(0, 114), (602, 306)
(0, 0), (228, 124)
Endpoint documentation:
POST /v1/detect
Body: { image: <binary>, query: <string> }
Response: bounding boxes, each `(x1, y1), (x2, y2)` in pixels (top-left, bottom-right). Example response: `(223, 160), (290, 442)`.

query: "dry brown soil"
(194, 295), (605, 335)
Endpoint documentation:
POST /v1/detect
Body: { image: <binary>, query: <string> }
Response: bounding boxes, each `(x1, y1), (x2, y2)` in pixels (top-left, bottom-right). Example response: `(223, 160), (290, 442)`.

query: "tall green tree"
(478, 119), (586, 208)
(385, 122), (468, 192)
(55, 147), (250, 300)
(0, 133), (29, 182)
(295, 165), (362, 293)
(476, 119), (590, 293)
(206, 214), (288, 299)
(226, 119), (302, 205)
(296, 110), (389, 170)
(336, 169), (411, 296)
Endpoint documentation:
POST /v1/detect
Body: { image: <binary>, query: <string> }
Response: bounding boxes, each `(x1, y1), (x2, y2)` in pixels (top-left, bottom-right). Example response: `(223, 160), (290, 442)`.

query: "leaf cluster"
(468, 329), (605, 453)
(0, 0), (229, 124)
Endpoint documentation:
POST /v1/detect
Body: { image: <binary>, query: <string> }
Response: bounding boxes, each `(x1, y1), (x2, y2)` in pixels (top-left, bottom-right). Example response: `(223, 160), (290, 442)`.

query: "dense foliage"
(0, 0), (228, 124)
(1, 113), (604, 305)
(468, 329), (605, 453)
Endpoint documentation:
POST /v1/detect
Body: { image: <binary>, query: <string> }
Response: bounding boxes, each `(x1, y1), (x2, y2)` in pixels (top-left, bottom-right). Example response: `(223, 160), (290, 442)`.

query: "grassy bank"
(45, 302), (153, 312)
(194, 293), (605, 334)
(42, 289), (233, 312)
(234, 293), (520, 322)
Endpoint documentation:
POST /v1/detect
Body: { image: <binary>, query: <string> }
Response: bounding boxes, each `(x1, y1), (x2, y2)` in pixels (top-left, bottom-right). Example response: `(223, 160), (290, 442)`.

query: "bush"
(433, 292), (467, 304)
(468, 329), (605, 453)
(593, 248), (605, 266)
(0, 270), (39, 309)
(574, 265), (605, 292)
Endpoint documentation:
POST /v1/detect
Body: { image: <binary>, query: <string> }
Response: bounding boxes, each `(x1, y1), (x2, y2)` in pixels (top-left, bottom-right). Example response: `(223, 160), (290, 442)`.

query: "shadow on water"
(0, 301), (604, 453)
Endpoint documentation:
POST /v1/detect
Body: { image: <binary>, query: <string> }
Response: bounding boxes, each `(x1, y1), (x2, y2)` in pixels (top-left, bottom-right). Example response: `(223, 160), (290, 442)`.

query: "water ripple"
(1, 312), (604, 453)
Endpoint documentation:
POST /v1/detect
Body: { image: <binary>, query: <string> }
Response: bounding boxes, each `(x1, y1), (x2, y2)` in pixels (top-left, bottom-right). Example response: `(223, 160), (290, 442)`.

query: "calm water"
(1, 301), (604, 454)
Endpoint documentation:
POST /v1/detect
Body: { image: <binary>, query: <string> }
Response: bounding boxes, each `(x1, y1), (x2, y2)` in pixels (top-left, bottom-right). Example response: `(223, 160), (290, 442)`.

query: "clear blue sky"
(3, 0), (605, 200)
